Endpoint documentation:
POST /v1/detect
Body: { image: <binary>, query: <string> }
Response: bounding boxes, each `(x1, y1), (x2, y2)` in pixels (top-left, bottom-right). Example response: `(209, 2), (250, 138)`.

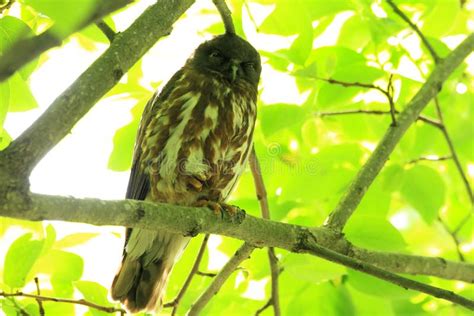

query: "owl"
(111, 33), (261, 313)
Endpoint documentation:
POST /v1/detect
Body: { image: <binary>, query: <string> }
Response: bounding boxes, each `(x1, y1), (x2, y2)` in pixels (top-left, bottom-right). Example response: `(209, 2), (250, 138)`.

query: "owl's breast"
(142, 71), (257, 204)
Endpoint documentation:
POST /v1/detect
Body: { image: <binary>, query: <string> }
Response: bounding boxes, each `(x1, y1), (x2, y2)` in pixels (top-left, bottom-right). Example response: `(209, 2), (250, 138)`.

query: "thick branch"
(325, 33), (474, 231)
(2, 0), (196, 176)
(0, 0), (133, 82)
(307, 241), (474, 310)
(0, 192), (472, 283)
(188, 243), (255, 315)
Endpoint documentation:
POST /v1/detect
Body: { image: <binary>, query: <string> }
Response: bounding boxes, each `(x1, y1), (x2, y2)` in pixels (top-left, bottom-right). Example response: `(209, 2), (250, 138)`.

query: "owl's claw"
(195, 200), (240, 217)
(186, 173), (208, 192)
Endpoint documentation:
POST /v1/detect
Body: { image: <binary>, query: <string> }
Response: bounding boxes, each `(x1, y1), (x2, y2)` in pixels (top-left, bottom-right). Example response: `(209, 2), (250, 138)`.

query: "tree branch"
(316, 109), (443, 128)
(0, 0), (133, 82)
(0, 192), (472, 283)
(212, 0), (235, 34)
(249, 148), (281, 316)
(386, 0), (441, 63)
(1, 0), (196, 177)
(95, 20), (116, 43)
(325, 33), (474, 231)
(0, 291), (125, 314)
(34, 277), (45, 316)
(433, 97), (473, 204)
(306, 239), (474, 310)
(188, 243), (255, 315)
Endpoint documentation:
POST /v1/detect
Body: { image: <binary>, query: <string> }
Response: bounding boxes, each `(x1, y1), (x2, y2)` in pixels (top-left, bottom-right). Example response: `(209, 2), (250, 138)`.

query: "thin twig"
(306, 235), (474, 310)
(316, 109), (443, 129)
(317, 76), (397, 125)
(0, 292), (126, 314)
(34, 277), (45, 316)
(255, 298), (272, 316)
(249, 148), (281, 316)
(434, 97), (473, 205)
(168, 234), (210, 315)
(453, 213), (472, 236)
(386, 0), (441, 63)
(438, 216), (465, 262)
(387, 74), (397, 125)
(212, 0), (235, 34)
(408, 155), (452, 164)
(188, 243), (255, 315)
(95, 20), (116, 43)
(243, 1), (259, 32)
(196, 271), (217, 277)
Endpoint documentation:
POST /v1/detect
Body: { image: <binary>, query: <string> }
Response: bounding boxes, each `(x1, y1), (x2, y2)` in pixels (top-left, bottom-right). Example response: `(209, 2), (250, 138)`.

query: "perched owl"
(111, 33), (261, 312)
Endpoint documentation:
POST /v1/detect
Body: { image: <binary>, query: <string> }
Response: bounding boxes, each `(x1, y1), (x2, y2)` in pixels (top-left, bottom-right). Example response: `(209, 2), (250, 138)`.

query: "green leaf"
(421, 0), (460, 37)
(260, 104), (308, 137)
(284, 253), (346, 284)
(108, 99), (147, 171)
(0, 16), (38, 79)
(75, 281), (113, 316)
(344, 215), (407, 252)
(401, 165), (446, 223)
(0, 81), (9, 127)
(34, 249), (84, 282)
(338, 15), (371, 51)
(3, 233), (44, 288)
(23, 0), (96, 37)
(55, 233), (99, 248)
(347, 270), (417, 299)
(259, 0), (311, 35)
(0, 128), (11, 150)
(286, 282), (355, 316)
(6, 72), (38, 112)
(286, 25), (313, 65)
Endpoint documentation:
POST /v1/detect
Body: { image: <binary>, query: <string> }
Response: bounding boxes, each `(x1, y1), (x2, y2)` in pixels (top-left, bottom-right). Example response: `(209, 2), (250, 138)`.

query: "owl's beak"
(228, 59), (240, 83)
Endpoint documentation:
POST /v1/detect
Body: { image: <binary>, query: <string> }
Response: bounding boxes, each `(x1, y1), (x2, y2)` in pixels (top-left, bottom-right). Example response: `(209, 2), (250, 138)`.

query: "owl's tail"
(111, 230), (189, 313)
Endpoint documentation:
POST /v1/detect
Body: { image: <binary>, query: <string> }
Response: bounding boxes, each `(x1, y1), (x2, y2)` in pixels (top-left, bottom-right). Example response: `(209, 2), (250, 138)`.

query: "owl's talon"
(195, 200), (222, 215)
(195, 200), (240, 217)
(187, 176), (203, 192)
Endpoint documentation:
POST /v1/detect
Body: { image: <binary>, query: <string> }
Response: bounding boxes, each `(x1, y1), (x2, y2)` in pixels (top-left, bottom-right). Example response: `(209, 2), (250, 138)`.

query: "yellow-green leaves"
(401, 165), (446, 223)
(3, 233), (44, 288)
(22, 0), (96, 37)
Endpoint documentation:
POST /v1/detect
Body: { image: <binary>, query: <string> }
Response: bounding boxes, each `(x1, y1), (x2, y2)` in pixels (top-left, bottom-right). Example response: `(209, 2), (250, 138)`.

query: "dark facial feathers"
(188, 34), (262, 86)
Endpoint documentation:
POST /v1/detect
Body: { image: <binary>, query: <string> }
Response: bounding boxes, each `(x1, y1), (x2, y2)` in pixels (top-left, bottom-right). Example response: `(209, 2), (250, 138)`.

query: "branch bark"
(0, 0), (133, 82)
(1, 0), (196, 177)
(0, 192), (472, 284)
(325, 33), (474, 231)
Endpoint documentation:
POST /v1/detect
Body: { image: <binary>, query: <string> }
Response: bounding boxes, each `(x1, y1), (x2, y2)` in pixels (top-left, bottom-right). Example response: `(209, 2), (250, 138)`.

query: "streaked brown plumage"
(111, 33), (261, 313)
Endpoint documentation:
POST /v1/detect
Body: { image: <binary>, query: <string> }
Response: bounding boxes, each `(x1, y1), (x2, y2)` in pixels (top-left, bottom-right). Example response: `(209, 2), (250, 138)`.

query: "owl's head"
(189, 34), (261, 86)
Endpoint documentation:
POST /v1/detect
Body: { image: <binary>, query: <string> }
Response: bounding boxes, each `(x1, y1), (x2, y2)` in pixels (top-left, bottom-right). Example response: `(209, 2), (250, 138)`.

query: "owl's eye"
(209, 50), (223, 59)
(242, 62), (256, 72)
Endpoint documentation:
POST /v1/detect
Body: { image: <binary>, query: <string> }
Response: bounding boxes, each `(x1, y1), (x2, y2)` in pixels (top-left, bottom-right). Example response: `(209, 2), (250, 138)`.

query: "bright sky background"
(1, 0), (473, 312)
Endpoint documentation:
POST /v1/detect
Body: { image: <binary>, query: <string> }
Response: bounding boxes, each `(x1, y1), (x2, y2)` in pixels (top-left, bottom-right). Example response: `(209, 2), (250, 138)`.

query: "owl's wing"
(124, 69), (185, 242)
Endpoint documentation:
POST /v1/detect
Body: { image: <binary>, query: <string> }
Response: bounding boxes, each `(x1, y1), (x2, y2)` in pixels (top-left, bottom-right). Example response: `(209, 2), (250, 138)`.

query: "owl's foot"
(195, 200), (240, 217)
(186, 173), (208, 192)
